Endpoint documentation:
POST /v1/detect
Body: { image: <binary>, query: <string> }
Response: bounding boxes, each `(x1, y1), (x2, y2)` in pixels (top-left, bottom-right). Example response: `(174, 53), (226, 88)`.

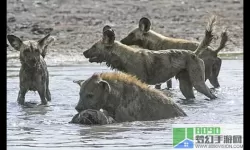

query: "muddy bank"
(7, 0), (243, 63)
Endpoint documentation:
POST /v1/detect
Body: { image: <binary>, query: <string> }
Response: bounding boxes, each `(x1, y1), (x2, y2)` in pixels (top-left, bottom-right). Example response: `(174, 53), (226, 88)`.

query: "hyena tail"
(194, 15), (216, 55)
(214, 28), (228, 54)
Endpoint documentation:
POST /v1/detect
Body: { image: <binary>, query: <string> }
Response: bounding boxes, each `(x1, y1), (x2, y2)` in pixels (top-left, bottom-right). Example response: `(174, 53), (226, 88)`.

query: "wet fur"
(7, 34), (55, 105)
(83, 23), (217, 100)
(120, 16), (228, 89)
(103, 44), (216, 99)
(75, 72), (187, 122)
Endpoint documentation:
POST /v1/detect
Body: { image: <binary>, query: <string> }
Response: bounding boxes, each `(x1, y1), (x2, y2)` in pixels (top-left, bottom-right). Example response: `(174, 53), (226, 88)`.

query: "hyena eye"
(86, 93), (94, 98)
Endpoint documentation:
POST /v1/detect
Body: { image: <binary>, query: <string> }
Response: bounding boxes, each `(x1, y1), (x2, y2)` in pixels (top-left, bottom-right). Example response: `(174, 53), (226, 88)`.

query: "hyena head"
(120, 17), (151, 46)
(83, 26), (116, 63)
(7, 34), (54, 67)
(74, 74), (111, 113)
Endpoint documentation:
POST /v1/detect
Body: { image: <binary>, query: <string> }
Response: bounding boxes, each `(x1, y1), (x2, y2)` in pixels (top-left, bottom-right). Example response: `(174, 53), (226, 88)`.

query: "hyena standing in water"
(83, 17), (217, 100)
(7, 34), (55, 105)
(120, 16), (228, 90)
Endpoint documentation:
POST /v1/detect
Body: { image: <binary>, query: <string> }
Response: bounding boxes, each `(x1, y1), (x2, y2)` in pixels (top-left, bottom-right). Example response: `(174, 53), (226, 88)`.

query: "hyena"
(120, 16), (228, 90)
(7, 34), (55, 105)
(74, 72), (186, 122)
(82, 18), (217, 100)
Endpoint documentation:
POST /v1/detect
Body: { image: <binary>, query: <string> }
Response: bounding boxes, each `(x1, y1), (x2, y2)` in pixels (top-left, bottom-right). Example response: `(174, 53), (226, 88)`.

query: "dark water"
(7, 59), (243, 150)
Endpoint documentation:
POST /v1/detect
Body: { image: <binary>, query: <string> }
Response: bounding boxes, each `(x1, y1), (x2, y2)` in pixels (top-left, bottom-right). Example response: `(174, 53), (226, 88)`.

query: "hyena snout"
(83, 50), (90, 58)
(120, 38), (130, 45)
(75, 105), (82, 112)
(24, 57), (40, 65)
(29, 57), (38, 62)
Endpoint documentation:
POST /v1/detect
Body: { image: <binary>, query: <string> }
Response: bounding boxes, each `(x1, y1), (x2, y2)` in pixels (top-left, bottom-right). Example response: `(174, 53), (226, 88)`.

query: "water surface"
(7, 60), (243, 150)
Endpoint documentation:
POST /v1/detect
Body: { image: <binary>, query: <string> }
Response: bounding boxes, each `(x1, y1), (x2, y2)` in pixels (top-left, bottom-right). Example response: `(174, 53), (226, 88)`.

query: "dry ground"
(7, 0), (243, 62)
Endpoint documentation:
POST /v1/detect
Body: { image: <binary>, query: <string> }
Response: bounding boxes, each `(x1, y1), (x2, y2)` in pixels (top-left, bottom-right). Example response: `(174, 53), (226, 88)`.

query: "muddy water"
(7, 59), (243, 150)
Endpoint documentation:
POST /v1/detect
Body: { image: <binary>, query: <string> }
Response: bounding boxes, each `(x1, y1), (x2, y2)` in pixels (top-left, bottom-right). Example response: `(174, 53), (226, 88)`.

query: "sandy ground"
(7, 0), (243, 62)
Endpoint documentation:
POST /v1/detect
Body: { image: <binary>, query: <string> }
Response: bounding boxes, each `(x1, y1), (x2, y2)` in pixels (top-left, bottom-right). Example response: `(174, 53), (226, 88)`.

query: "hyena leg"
(38, 85), (48, 105)
(166, 79), (172, 89)
(155, 84), (161, 89)
(46, 80), (51, 101)
(209, 58), (222, 88)
(177, 71), (195, 100)
(17, 87), (28, 105)
(188, 60), (217, 100)
(191, 81), (216, 99)
(46, 89), (51, 101)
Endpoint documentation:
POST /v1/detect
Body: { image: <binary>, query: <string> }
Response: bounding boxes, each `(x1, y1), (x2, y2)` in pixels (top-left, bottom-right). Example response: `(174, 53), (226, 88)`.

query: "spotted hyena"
(74, 72), (187, 122)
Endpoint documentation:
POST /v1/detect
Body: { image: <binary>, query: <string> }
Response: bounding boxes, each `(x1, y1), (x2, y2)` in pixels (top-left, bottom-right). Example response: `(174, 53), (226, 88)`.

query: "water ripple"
(7, 60), (243, 149)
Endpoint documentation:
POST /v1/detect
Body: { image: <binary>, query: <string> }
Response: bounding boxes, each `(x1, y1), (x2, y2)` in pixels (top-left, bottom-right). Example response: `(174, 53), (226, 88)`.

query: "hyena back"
(82, 19), (217, 100)
(120, 16), (228, 90)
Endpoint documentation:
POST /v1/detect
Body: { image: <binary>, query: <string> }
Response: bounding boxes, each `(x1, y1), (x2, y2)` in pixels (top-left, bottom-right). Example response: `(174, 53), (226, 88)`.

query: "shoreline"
(218, 51), (243, 60)
(7, 51), (243, 68)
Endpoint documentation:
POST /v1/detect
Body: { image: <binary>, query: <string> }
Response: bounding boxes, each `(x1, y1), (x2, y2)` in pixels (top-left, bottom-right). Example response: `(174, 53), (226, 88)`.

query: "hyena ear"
(7, 35), (23, 51)
(37, 34), (51, 49)
(98, 80), (111, 93)
(139, 17), (151, 32)
(103, 25), (112, 33)
(73, 80), (85, 87)
(102, 29), (115, 46)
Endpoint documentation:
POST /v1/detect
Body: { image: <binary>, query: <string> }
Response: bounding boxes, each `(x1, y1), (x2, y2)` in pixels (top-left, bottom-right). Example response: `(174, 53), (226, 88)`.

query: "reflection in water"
(22, 104), (51, 116)
(7, 60), (243, 149)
